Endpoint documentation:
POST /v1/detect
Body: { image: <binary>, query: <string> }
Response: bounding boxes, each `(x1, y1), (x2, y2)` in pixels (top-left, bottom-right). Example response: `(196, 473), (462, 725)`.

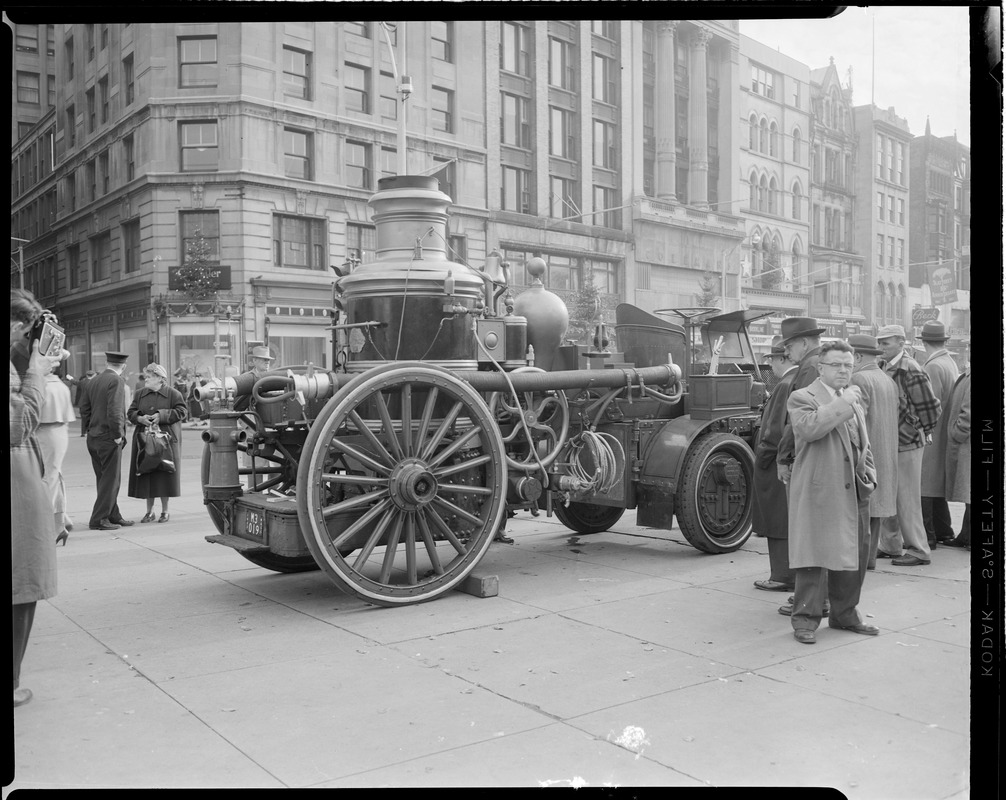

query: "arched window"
(768, 176), (779, 215)
(761, 235), (782, 289)
(749, 113), (758, 150)
(792, 181), (802, 220)
(759, 118), (768, 153)
(791, 240), (802, 289)
(792, 128), (801, 164)
(897, 284), (906, 325)
(875, 282), (886, 324)
(758, 174), (768, 211)
(887, 282), (897, 323)
(769, 121), (779, 157)
(749, 171), (758, 209)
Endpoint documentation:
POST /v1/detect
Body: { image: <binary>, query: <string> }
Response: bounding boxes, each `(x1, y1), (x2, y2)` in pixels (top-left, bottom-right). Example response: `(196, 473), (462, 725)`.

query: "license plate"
(245, 508), (265, 540)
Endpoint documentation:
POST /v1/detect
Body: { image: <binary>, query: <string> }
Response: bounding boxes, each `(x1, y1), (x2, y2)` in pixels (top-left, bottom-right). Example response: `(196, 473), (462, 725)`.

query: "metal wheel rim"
(689, 442), (752, 543)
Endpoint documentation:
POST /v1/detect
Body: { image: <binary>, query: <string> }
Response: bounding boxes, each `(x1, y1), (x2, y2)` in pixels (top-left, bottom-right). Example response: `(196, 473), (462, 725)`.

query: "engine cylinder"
(337, 176), (485, 371)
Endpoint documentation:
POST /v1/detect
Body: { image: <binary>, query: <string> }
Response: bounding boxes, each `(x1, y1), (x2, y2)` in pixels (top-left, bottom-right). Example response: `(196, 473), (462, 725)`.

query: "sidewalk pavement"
(6, 420), (971, 793)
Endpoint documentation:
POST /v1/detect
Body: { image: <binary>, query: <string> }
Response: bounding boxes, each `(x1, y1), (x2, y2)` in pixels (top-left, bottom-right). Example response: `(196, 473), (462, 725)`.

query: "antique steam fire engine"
(199, 176), (771, 606)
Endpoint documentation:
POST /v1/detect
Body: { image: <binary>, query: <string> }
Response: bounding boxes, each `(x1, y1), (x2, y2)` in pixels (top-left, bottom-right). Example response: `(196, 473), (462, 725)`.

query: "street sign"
(927, 263), (958, 305)
(912, 307), (940, 326)
(168, 264), (232, 292)
(212, 341), (229, 348)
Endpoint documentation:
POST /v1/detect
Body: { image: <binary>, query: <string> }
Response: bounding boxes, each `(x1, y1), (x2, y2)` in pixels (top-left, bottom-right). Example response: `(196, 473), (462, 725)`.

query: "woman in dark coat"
(126, 363), (187, 523)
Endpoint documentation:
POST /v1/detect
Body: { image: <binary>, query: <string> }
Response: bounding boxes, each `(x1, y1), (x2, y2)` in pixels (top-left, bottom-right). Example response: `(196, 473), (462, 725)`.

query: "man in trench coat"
(943, 343), (970, 548)
(917, 321), (959, 547)
(784, 341), (878, 645)
(849, 335), (900, 570)
(751, 342), (798, 592)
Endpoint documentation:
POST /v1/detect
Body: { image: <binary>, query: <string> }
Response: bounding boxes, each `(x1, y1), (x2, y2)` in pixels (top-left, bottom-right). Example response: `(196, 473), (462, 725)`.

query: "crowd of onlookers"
(750, 316), (969, 644)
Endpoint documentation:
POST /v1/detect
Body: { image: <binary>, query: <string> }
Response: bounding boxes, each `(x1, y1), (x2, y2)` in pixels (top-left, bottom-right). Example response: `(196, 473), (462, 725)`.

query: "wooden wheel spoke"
(432, 496), (486, 530)
(378, 512), (406, 584)
(404, 513), (418, 584)
(415, 511), (445, 575)
(427, 424), (482, 470)
(352, 507), (396, 571)
(237, 467), (283, 476)
(434, 453), (492, 478)
(322, 473), (390, 488)
(374, 390), (404, 461)
(331, 498), (392, 550)
(348, 409), (396, 468)
(414, 386), (439, 456)
(425, 508), (469, 556)
(329, 438), (393, 476)
(437, 482), (494, 496)
(419, 400), (464, 461)
(323, 488), (390, 519)
(401, 383), (413, 458)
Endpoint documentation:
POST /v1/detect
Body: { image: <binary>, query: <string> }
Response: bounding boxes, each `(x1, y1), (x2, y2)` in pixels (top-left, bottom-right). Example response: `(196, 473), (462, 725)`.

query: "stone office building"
(13, 19), (812, 380)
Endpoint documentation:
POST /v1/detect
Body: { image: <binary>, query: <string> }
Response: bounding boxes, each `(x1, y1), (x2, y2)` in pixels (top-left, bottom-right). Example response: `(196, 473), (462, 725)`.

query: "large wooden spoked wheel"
(297, 362), (508, 606)
(487, 367), (570, 473)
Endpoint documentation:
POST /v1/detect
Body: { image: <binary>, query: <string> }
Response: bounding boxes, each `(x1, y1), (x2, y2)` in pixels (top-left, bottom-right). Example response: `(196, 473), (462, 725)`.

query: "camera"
(30, 311), (65, 359)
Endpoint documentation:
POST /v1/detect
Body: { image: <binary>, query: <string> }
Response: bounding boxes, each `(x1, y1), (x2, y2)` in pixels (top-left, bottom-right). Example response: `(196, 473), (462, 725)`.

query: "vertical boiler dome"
(512, 257), (569, 371)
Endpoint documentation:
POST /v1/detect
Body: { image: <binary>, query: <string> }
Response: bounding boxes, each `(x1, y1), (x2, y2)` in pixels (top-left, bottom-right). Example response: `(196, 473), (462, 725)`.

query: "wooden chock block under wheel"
(457, 572), (499, 598)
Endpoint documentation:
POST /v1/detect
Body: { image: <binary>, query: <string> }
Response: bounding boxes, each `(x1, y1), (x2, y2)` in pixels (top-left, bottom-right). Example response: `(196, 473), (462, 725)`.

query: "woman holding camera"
(10, 288), (62, 707)
(127, 363), (187, 523)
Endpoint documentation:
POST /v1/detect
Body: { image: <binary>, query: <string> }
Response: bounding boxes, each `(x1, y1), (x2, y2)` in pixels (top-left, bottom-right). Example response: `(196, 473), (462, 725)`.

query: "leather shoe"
(754, 579), (794, 592)
(875, 551), (899, 559)
(111, 518), (135, 527)
(892, 554), (931, 566)
(140, 512), (156, 523)
(793, 630), (816, 644)
(779, 602), (829, 617)
(89, 519), (120, 531)
(943, 537), (970, 548)
(830, 622), (880, 636)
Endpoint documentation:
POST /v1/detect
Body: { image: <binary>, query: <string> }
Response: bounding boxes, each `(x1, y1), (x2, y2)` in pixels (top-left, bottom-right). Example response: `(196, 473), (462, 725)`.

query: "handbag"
(136, 421), (176, 475)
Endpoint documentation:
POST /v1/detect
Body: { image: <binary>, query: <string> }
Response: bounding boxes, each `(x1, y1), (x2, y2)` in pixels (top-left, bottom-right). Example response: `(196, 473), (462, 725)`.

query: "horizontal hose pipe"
(455, 363), (681, 394)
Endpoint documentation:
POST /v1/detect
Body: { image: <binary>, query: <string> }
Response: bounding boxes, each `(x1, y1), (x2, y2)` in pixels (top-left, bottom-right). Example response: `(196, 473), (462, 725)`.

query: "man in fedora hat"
(876, 324), (941, 566)
(776, 316), (826, 487)
(751, 340), (799, 593)
(849, 334), (900, 570)
(784, 341), (877, 644)
(917, 321), (959, 548)
(233, 345), (276, 412)
(79, 351), (135, 531)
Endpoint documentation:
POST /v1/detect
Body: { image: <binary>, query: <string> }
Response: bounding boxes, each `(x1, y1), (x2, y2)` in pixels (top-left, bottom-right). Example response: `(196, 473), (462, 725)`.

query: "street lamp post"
(11, 236), (30, 289)
(379, 23), (413, 176)
(721, 232), (759, 311)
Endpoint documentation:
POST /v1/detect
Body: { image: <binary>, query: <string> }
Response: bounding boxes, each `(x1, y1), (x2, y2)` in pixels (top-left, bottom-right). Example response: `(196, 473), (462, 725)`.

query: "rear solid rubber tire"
(554, 501), (625, 534)
(675, 432), (755, 554)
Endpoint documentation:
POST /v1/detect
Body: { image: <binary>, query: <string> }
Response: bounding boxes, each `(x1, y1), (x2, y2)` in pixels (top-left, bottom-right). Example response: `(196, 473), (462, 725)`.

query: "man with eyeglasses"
(783, 341), (878, 644)
(876, 325), (941, 567)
